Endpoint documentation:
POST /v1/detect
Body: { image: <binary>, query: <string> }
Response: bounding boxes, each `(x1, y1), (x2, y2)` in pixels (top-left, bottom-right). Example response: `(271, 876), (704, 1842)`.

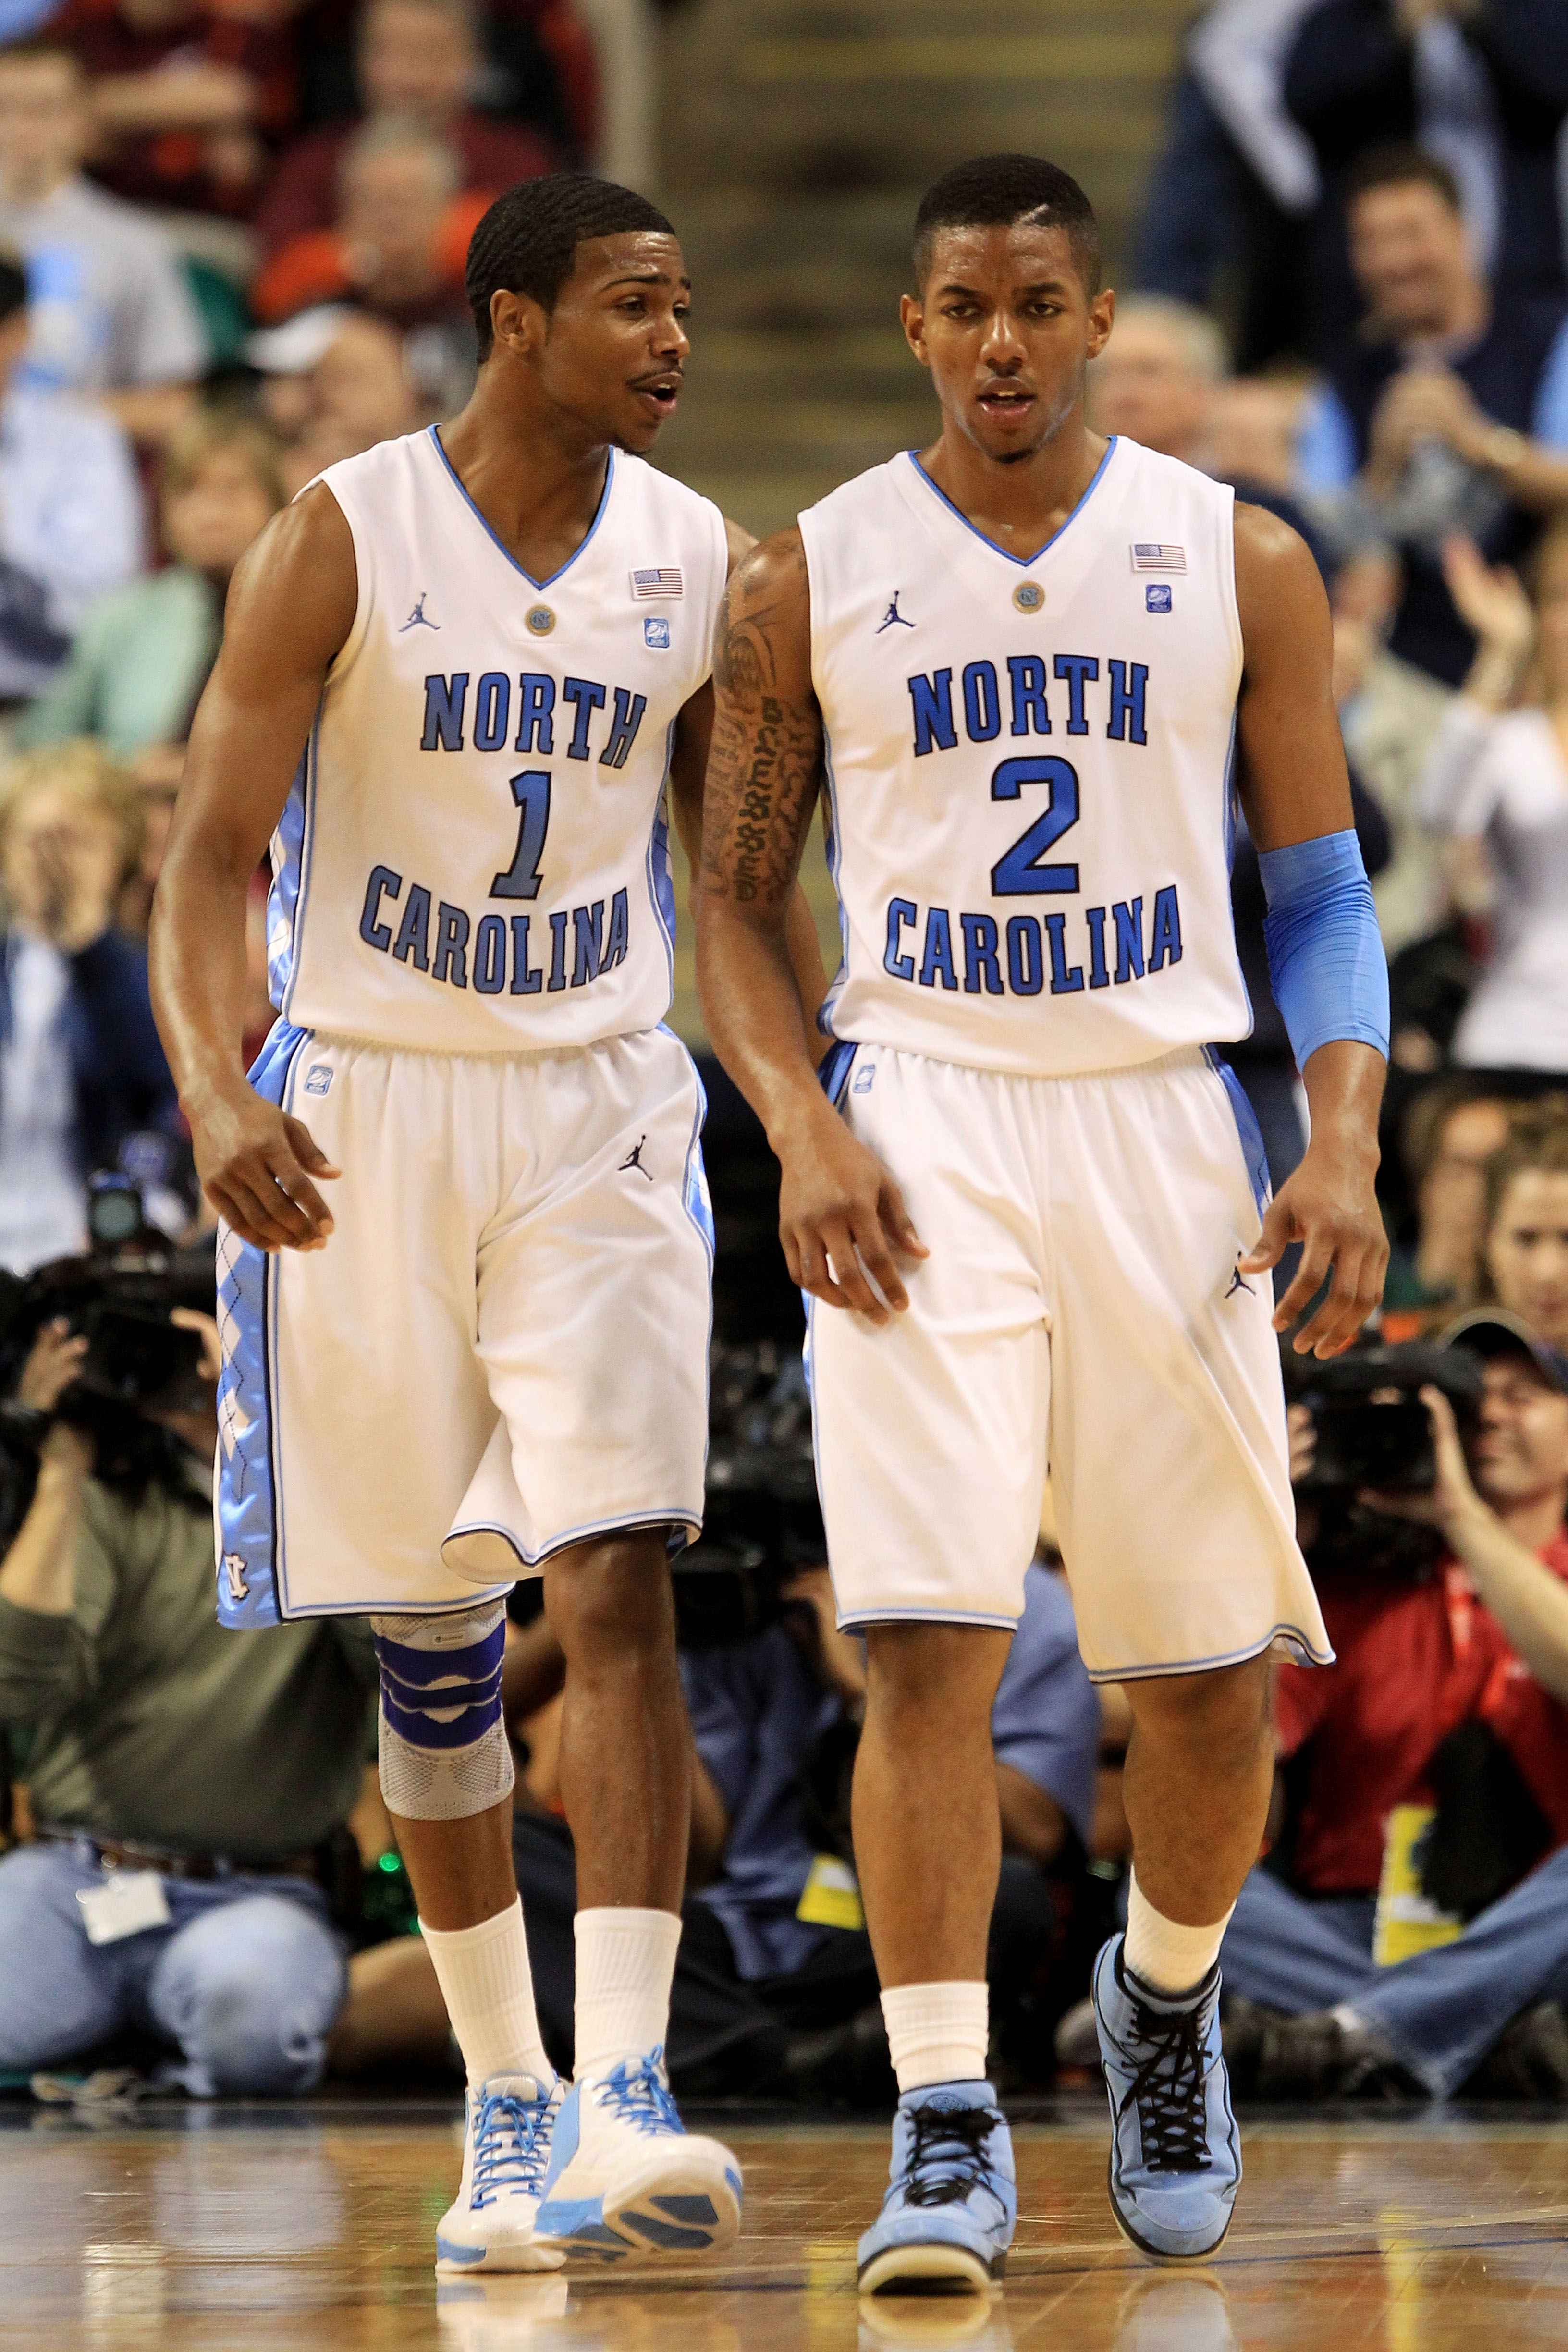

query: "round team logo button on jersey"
(526, 605), (555, 636)
(1012, 580), (1044, 613)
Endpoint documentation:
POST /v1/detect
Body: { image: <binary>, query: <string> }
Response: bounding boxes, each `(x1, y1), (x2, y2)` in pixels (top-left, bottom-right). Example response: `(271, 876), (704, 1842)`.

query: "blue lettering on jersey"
(881, 891), (1182, 1004)
(419, 670), (646, 766)
(907, 652), (1151, 753)
(359, 861), (631, 1000)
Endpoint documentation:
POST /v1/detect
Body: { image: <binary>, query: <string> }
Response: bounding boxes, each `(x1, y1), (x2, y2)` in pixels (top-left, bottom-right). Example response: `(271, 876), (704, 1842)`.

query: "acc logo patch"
(643, 617), (672, 649)
(1145, 583), (1173, 613)
(304, 1065), (333, 1095)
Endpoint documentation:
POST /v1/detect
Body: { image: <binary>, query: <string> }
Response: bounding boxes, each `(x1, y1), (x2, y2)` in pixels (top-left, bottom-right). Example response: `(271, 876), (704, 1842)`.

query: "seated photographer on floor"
(1221, 1315), (1568, 2101)
(0, 1296), (377, 2095)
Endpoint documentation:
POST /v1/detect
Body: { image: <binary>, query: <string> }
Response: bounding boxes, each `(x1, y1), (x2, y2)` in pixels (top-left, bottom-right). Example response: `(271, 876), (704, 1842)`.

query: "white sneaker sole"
(435, 2219), (566, 2276)
(858, 2241), (999, 2295)
(535, 2151), (743, 2265)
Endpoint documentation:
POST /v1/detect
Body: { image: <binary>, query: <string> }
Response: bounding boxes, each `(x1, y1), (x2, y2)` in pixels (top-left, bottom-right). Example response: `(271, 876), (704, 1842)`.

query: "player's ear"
(488, 286), (548, 360)
(1086, 286), (1115, 362)
(900, 290), (931, 368)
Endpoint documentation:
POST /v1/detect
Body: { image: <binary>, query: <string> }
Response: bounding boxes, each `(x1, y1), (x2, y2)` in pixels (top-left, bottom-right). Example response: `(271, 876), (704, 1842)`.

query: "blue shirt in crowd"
(681, 1561), (1099, 1981)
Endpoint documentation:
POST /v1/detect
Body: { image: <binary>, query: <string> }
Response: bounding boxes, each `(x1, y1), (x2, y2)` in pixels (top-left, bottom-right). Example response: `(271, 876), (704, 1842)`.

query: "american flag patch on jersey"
(630, 567), (683, 599)
(1130, 543), (1187, 573)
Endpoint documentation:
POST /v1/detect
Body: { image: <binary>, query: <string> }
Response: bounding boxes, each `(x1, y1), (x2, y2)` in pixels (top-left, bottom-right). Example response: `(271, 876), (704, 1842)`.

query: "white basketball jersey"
(799, 437), (1253, 1078)
(268, 427), (728, 1054)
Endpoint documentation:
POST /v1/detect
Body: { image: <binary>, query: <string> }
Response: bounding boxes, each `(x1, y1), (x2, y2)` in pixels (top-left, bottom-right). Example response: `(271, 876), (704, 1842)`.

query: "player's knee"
(164, 1899), (345, 2097)
(543, 1533), (674, 1667)
(1129, 1654), (1272, 1758)
(372, 1602), (516, 1822)
(864, 1619), (1009, 1715)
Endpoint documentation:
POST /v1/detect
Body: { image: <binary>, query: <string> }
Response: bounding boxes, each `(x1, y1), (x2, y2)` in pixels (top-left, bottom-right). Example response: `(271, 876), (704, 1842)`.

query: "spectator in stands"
(0, 1310), (376, 2095)
(1384, 1078), (1513, 1315)
(0, 42), (206, 450)
(0, 743), (175, 1273)
(1284, 0), (1568, 370)
(1295, 147), (1568, 689)
(251, 116), (480, 414)
(247, 306), (422, 494)
(0, 250), (143, 704)
(1090, 294), (1330, 566)
(17, 411), (283, 760)
(1221, 1315), (1568, 2101)
(256, 0), (554, 260)
(1412, 525), (1568, 1072)
(52, 0), (301, 224)
(1480, 1120), (1568, 1352)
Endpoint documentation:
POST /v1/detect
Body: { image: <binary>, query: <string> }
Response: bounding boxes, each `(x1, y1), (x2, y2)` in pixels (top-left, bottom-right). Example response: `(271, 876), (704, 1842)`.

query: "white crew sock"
(419, 1897), (554, 2090)
(880, 1981), (989, 2094)
(573, 1906), (682, 2080)
(1123, 1870), (1234, 1998)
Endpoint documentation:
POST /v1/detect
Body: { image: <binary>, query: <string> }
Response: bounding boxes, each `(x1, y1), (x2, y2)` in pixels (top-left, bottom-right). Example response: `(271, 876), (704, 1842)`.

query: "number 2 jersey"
(798, 435), (1254, 1078)
(267, 425), (728, 1054)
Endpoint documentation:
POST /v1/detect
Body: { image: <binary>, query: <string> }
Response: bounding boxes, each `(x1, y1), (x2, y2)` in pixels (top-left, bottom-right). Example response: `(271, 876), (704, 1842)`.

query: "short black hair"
(0, 249), (27, 329)
(1345, 142), (1463, 216)
(466, 173), (675, 359)
(913, 154), (1101, 294)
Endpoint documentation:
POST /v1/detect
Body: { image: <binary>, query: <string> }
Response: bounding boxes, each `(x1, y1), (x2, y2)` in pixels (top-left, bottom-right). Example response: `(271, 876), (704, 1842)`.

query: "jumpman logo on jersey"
(398, 592), (439, 632)
(1225, 1265), (1256, 1299)
(619, 1134), (653, 1180)
(876, 592), (916, 633)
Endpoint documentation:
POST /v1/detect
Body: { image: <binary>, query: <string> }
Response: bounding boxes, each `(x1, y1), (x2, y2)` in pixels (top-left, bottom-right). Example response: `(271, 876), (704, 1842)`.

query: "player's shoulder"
(300, 426), (433, 510)
(799, 451), (910, 534)
(609, 447), (725, 538)
(1113, 434), (1237, 515)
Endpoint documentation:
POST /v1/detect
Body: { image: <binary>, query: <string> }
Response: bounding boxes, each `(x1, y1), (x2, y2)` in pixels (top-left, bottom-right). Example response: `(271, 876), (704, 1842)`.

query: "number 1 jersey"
(799, 436), (1254, 1078)
(268, 426), (728, 1054)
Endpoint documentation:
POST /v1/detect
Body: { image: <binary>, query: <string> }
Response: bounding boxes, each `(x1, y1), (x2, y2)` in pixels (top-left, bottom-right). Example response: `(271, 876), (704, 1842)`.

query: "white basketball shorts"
(806, 1042), (1332, 1681)
(215, 1021), (712, 1624)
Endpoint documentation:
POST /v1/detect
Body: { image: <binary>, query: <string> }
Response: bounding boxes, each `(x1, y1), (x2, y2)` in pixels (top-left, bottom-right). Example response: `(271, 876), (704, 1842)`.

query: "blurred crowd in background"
(0, 0), (1567, 2120)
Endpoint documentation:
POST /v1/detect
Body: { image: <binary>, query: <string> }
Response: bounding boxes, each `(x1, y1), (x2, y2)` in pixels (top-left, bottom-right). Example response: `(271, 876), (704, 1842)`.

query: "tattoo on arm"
(701, 540), (821, 914)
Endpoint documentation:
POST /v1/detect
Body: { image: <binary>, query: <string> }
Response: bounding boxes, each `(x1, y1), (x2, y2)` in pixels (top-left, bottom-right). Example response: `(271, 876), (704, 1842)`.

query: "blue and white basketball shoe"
(435, 2073), (566, 2275)
(532, 2047), (742, 2264)
(1092, 1936), (1240, 2262)
(857, 2081), (1016, 2294)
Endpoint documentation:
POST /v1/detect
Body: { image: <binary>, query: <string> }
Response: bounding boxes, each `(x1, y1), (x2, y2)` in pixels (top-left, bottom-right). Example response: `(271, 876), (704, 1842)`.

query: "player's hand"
(777, 1102), (927, 1325)
(1238, 1130), (1387, 1357)
(191, 1086), (340, 1253)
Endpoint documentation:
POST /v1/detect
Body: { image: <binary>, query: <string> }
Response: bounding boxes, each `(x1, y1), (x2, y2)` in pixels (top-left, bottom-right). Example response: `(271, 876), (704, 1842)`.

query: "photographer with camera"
(0, 1293), (378, 2097)
(1221, 1313), (1568, 2101)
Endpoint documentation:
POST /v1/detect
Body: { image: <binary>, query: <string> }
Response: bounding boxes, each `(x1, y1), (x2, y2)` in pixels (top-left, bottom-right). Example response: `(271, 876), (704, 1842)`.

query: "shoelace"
(901, 2104), (1004, 2211)
(596, 2049), (683, 2139)
(471, 2086), (552, 2210)
(1116, 1990), (1212, 2174)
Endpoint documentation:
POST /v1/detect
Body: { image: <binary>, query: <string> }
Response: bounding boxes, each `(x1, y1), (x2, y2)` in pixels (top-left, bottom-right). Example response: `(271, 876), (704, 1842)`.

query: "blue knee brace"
(371, 1604), (514, 1820)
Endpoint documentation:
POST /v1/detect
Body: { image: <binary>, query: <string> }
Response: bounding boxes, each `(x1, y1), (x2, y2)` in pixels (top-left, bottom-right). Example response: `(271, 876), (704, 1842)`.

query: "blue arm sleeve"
(1258, 828), (1389, 1072)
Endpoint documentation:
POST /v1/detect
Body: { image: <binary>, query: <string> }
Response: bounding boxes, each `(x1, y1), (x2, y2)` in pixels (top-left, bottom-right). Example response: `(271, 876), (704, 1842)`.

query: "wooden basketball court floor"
(2, 2097), (1566, 2352)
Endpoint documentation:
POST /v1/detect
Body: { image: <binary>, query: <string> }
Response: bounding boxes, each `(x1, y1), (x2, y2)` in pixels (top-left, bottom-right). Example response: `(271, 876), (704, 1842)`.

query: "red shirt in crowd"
(254, 111), (555, 259)
(51, 0), (301, 218)
(1273, 1533), (1568, 1893)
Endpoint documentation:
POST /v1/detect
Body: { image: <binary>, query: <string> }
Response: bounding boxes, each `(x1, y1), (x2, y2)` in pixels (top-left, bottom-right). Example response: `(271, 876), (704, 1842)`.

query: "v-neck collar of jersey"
(427, 424), (616, 592)
(903, 435), (1120, 570)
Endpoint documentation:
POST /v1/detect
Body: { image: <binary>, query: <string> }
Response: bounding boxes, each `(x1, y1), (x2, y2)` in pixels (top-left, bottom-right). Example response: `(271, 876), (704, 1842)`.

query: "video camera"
(1286, 1337), (1484, 1496)
(0, 1167), (217, 1478)
(671, 1340), (826, 1650)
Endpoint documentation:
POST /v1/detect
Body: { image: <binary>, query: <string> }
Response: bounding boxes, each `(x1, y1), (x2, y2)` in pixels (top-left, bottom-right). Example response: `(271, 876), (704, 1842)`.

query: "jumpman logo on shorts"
(1225, 1265), (1255, 1299)
(619, 1135), (653, 1180)
(876, 592), (916, 633)
(398, 592), (439, 631)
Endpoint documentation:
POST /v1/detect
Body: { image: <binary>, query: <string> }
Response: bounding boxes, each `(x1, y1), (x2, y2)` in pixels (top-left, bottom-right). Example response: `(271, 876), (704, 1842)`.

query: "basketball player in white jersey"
(150, 176), (824, 2274)
(696, 155), (1390, 2290)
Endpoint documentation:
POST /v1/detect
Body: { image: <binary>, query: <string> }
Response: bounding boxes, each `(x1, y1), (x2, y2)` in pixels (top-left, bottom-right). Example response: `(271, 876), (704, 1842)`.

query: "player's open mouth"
(633, 378), (681, 415)
(977, 387), (1035, 419)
